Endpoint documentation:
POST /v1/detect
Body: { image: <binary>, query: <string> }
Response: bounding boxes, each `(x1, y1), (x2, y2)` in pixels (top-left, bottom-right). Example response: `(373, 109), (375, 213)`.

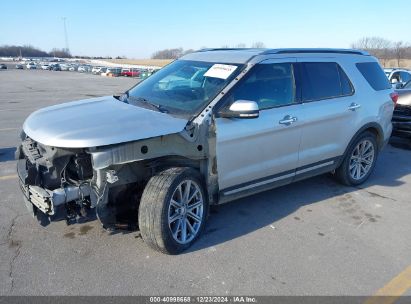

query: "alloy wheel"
(349, 139), (375, 181)
(168, 180), (204, 244)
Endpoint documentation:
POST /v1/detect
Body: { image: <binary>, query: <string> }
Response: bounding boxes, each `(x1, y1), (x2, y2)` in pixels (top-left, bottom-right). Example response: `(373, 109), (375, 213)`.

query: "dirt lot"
(0, 69), (411, 296)
(105, 58), (173, 67)
(382, 58), (411, 69)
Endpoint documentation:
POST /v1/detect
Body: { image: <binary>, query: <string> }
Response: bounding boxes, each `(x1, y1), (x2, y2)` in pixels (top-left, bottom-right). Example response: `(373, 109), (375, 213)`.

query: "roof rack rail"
(197, 48), (250, 52)
(261, 48), (369, 56)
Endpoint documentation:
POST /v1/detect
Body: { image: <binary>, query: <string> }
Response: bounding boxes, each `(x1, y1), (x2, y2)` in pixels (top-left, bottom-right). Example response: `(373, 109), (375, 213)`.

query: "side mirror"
(395, 83), (403, 89)
(219, 100), (259, 119)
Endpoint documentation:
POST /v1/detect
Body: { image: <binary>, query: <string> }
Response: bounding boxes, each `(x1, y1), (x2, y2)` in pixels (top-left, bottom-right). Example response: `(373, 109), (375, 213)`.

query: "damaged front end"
(16, 134), (95, 225)
(16, 121), (212, 229)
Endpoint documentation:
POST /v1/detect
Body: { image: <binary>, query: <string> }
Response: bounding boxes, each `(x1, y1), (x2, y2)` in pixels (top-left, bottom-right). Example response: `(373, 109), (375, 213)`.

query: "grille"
(22, 137), (42, 164)
(394, 105), (411, 117)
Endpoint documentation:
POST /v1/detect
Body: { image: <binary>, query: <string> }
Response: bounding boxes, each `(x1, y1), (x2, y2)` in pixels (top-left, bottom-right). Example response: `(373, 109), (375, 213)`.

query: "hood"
(23, 96), (188, 148)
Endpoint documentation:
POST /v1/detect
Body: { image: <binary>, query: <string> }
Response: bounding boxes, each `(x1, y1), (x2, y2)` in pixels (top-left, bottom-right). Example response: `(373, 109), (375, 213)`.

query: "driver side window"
(224, 63), (296, 110)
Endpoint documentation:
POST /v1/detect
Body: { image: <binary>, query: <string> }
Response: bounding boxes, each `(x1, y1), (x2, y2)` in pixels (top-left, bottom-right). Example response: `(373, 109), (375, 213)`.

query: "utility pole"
(62, 17), (70, 55)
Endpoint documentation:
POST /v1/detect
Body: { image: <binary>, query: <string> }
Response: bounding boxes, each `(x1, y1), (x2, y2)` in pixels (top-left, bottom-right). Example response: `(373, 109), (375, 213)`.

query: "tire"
(335, 131), (378, 186)
(138, 167), (208, 254)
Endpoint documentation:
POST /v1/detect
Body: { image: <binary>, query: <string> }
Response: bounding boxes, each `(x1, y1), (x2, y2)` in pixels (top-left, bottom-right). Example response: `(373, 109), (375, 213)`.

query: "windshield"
(127, 60), (244, 117)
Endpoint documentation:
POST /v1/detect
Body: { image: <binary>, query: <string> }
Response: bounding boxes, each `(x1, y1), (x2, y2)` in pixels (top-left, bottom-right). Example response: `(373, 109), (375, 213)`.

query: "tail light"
(390, 92), (399, 105)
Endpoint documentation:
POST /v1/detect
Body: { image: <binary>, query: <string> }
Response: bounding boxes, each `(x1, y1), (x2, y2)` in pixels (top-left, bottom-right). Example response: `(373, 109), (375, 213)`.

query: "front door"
(215, 59), (303, 194)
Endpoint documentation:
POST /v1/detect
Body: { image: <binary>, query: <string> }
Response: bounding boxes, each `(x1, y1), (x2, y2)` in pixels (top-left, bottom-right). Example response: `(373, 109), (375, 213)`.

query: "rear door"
(295, 59), (360, 175)
(215, 59), (304, 194)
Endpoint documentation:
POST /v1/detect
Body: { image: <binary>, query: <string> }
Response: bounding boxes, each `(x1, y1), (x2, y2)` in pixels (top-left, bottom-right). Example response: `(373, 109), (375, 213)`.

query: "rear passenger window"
(356, 62), (391, 91)
(301, 62), (353, 102)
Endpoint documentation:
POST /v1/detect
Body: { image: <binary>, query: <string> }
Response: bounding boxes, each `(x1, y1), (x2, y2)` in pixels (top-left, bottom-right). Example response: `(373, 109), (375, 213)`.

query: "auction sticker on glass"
(204, 64), (238, 79)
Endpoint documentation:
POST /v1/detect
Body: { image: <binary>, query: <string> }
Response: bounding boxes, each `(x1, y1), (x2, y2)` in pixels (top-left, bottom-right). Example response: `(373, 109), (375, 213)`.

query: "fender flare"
(337, 122), (384, 168)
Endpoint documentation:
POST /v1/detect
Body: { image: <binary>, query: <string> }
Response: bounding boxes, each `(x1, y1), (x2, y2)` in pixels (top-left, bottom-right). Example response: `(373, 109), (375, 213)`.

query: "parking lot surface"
(1, 69), (411, 296)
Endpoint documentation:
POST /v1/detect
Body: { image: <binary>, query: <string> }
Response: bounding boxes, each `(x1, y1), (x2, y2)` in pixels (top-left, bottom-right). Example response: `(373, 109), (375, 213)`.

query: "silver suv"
(17, 48), (395, 254)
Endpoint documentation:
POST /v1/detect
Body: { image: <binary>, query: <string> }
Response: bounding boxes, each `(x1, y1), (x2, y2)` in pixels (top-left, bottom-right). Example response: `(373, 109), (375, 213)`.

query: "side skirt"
(218, 157), (341, 205)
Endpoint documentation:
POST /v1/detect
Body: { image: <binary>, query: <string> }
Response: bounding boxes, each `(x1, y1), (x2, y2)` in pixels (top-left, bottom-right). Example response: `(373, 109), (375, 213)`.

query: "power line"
(62, 17), (70, 54)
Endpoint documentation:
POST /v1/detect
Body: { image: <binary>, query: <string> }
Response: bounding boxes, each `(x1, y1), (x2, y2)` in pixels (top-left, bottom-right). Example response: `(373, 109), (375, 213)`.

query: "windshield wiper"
(129, 96), (168, 113)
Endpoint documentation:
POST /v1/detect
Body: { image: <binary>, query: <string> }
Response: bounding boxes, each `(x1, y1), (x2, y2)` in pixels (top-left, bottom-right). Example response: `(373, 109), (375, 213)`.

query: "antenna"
(62, 17), (70, 55)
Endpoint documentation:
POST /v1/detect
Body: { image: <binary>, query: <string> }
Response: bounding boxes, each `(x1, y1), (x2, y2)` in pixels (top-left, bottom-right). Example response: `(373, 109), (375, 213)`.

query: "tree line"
(351, 37), (411, 66)
(151, 42), (266, 59)
(152, 39), (411, 68)
(0, 45), (72, 58)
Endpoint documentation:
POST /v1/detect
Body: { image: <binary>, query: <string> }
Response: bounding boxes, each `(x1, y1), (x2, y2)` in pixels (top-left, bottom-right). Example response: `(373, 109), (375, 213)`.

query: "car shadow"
(389, 136), (411, 150)
(186, 141), (411, 253)
(0, 147), (16, 162)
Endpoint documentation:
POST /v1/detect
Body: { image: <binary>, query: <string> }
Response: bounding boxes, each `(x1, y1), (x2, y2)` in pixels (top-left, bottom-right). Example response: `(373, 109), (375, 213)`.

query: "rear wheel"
(335, 131), (378, 186)
(138, 167), (208, 254)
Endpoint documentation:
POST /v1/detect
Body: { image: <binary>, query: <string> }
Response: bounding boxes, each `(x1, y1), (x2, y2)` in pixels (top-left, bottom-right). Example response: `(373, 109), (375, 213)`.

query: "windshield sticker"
(204, 64), (237, 79)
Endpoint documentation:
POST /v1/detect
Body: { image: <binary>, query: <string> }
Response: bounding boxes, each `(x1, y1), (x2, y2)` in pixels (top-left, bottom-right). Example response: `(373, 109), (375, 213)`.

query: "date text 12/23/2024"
(149, 296), (257, 303)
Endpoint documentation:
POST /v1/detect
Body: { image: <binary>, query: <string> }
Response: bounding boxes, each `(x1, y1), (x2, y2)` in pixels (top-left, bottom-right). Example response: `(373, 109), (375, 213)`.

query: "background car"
(91, 66), (104, 74)
(121, 68), (141, 77)
(0, 63), (7, 69)
(15, 64), (24, 69)
(41, 64), (50, 70)
(78, 65), (92, 73)
(97, 67), (107, 75)
(139, 69), (152, 79)
(49, 64), (61, 71)
(385, 68), (411, 88)
(101, 67), (122, 77)
(26, 62), (36, 69)
(392, 80), (411, 140)
(60, 64), (70, 71)
(68, 64), (78, 71)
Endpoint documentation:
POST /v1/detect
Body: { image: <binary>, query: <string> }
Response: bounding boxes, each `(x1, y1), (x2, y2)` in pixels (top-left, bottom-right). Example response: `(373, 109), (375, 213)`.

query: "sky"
(1, 0), (410, 58)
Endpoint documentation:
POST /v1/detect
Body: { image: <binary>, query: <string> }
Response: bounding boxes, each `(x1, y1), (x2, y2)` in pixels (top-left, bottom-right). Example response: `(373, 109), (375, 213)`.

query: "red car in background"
(121, 68), (141, 77)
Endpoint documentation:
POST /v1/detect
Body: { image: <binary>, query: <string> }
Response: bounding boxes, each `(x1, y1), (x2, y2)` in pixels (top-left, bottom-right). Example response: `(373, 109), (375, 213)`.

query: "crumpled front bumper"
(17, 159), (91, 220)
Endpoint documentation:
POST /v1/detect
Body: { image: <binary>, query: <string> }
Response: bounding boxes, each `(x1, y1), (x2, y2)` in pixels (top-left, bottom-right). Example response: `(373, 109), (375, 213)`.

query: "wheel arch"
(338, 122), (384, 168)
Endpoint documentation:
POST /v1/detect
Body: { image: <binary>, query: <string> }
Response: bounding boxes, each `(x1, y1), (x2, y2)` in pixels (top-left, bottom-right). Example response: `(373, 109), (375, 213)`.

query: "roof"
(181, 48), (370, 64)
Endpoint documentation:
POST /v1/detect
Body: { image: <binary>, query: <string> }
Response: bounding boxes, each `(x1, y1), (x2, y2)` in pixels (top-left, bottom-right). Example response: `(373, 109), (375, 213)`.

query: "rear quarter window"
(301, 62), (354, 102)
(356, 62), (391, 91)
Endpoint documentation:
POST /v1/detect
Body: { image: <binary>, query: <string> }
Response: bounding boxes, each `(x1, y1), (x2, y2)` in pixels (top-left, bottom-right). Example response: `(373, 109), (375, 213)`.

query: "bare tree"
(235, 43), (246, 48)
(151, 48), (184, 59)
(0, 45), (50, 57)
(183, 49), (195, 55)
(50, 48), (71, 58)
(393, 41), (407, 67)
(351, 37), (392, 66)
(251, 41), (266, 48)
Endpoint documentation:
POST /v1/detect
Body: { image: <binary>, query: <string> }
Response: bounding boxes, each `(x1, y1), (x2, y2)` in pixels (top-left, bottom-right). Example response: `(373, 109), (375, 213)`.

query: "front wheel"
(138, 167), (208, 254)
(335, 131), (378, 186)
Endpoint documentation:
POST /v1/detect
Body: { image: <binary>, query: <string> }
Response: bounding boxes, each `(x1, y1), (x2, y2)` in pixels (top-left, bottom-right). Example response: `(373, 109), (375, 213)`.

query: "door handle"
(348, 103), (361, 111)
(279, 115), (298, 126)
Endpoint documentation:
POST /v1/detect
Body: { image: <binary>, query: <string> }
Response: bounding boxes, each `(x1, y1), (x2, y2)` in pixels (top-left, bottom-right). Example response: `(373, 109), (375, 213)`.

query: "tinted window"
(356, 62), (391, 91)
(338, 66), (354, 95)
(302, 62), (351, 101)
(224, 63), (296, 110)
